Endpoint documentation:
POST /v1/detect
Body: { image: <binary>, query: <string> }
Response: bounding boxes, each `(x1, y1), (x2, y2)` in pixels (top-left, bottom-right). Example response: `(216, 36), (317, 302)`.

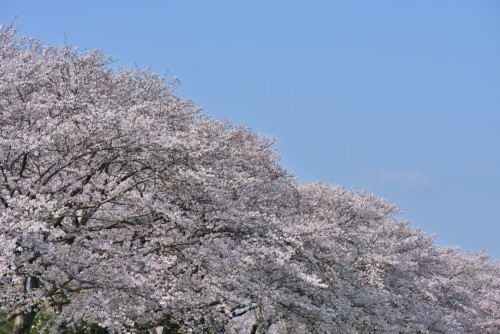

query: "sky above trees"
(0, 0), (499, 257)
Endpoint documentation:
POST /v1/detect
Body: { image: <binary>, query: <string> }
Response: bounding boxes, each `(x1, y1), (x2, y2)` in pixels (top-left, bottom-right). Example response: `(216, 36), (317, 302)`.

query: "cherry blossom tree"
(0, 25), (298, 333)
(0, 26), (498, 334)
(279, 183), (500, 333)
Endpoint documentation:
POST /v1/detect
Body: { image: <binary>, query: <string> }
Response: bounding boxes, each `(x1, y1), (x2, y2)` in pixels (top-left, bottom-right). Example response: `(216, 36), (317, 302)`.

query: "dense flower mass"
(0, 26), (499, 333)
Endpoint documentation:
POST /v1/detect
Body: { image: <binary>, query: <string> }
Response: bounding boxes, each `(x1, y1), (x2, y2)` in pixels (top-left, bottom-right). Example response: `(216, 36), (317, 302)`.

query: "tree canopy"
(0, 26), (499, 334)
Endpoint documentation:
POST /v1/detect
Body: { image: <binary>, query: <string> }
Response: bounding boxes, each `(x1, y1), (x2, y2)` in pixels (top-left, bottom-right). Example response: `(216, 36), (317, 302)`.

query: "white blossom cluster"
(0, 26), (499, 333)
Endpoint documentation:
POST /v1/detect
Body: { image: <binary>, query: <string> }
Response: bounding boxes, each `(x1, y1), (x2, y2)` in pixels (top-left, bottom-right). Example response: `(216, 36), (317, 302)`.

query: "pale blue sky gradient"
(1, 1), (499, 257)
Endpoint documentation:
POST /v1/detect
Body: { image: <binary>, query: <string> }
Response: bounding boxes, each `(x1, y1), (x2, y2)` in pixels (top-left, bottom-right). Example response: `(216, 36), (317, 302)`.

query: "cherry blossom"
(1, 26), (498, 334)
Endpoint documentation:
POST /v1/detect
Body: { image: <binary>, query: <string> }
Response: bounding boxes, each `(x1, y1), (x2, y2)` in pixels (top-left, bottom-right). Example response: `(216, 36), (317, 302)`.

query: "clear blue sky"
(1, 1), (499, 257)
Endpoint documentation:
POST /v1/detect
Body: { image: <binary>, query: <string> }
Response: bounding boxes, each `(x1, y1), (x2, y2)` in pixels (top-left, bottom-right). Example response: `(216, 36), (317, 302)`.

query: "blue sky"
(1, 1), (499, 257)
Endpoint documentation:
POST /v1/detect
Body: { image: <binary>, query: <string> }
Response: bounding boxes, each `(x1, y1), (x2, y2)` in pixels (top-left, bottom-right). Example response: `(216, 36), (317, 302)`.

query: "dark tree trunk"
(11, 311), (36, 334)
(11, 276), (40, 334)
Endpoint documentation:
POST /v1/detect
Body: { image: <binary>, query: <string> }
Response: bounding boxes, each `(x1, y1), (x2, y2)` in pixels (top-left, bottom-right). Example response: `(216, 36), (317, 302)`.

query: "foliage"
(0, 314), (13, 334)
(0, 26), (499, 333)
(0, 312), (52, 334)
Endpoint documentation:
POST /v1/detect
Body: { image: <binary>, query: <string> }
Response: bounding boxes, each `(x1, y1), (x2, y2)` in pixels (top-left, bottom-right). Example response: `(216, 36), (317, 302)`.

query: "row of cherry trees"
(0, 26), (499, 333)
